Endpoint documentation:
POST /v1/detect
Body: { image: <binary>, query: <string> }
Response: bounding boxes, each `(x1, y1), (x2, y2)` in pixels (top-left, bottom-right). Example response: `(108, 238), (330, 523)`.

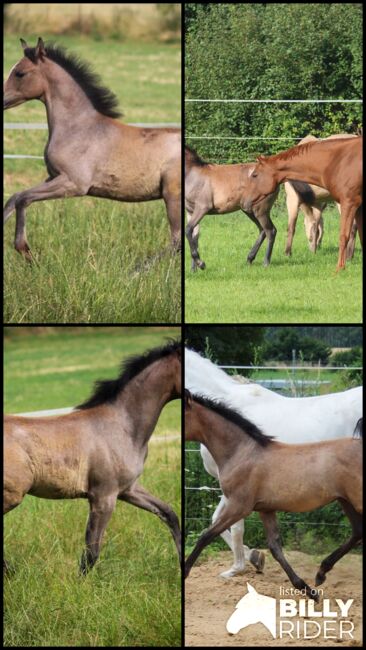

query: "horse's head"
(4, 37), (47, 110)
(242, 156), (279, 212)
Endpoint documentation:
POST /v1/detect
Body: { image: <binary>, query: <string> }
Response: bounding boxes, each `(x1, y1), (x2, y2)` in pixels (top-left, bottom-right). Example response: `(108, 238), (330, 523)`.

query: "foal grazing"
(243, 137), (362, 270)
(184, 392), (362, 600)
(4, 340), (182, 574)
(3, 38), (181, 259)
(185, 147), (278, 270)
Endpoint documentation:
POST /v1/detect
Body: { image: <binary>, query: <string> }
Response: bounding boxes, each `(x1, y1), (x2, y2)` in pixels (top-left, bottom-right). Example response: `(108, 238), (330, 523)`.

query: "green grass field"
(185, 201), (362, 323)
(4, 327), (182, 647)
(4, 36), (181, 324)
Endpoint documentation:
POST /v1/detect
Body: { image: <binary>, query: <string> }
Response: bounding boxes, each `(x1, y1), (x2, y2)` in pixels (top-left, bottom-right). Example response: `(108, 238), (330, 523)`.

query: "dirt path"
(185, 550), (362, 647)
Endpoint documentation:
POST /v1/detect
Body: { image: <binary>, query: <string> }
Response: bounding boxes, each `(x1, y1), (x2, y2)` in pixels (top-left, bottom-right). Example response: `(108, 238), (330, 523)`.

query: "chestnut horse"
(243, 137), (362, 270)
(185, 391), (362, 601)
(4, 340), (182, 574)
(285, 133), (358, 258)
(185, 147), (278, 270)
(3, 38), (181, 260)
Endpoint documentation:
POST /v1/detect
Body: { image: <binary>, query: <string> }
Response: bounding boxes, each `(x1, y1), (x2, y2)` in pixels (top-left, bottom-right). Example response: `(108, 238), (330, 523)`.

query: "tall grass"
(4, 4), (181, 42)
(185, 203), (362, 323)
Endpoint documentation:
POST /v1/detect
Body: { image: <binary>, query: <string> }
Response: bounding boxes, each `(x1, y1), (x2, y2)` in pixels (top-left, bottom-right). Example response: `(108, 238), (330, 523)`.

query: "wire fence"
(185, 97), (362, 161)
(4, 122), (181, 160)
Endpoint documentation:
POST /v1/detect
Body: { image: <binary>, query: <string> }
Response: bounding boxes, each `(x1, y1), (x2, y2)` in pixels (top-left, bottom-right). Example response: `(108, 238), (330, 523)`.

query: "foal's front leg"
(260, 512), (319, 601)
(186, 207), (207, 271)
(4, 174), (86, 260)
(80, 493), (118, 575)
(119, 483), (181, 562)
(185, 498), (246, 578)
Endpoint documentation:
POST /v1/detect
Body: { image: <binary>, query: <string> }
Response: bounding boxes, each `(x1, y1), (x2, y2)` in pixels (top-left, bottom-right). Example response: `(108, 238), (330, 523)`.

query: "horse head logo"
(226, 583), (276, 638)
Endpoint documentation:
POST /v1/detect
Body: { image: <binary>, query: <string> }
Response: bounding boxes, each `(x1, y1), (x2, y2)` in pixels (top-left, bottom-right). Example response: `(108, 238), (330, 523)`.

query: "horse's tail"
(353, 418), (363, 439)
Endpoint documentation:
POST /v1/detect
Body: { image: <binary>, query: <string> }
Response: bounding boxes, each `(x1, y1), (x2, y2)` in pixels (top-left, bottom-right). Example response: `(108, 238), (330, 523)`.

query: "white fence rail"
(4, 122), (181, 160)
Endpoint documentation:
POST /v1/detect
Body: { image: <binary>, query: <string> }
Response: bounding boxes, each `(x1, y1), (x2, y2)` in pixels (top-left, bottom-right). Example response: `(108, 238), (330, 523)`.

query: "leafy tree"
(185, 326), (265, 372)
(186, 3), (362, 163)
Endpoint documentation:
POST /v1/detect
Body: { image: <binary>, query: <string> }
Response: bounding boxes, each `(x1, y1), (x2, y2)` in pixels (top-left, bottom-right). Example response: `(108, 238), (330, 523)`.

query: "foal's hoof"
(250, 550), (265, 573)
(197, 260), (206, 270)
(309, 588), (320, 603)
(315, 570), (326, 587)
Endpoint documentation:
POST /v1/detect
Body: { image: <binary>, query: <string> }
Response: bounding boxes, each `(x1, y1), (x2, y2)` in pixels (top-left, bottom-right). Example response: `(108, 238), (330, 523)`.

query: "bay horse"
(185, 146), (279, 270)
(184, 391), (363, 601)
(185, 347), (362, 579)
(285, 133), (358, 258)
(242, 137), (362, 270)
(4, 340), (182, 574)
(3, 38), (181, 260)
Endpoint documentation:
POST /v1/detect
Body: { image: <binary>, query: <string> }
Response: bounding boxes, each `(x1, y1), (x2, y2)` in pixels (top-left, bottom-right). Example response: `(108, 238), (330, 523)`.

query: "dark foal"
(185, 147), (278, 270)
(4, 340), (182, 574)
(185, 392), (362, 601)
(4, 38), (181, 260)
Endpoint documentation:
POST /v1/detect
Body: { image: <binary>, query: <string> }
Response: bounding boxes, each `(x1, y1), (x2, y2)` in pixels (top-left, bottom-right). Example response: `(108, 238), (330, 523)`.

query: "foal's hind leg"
(315, 500), (362, 587)
(80, 492), (117, 575)
(119, 483), (181, 562)
(260, 512), (319, 601)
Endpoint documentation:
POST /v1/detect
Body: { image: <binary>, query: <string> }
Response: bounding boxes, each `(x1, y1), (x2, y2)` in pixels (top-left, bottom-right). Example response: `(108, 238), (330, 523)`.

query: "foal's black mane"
(24, 42), (122, 118)
(186, 391), (274, 447)
(78, 340), (181, 409)
(185, 146), (209, 167)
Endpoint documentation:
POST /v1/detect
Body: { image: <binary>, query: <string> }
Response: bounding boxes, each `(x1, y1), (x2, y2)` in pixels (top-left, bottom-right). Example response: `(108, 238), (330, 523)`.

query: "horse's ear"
(184, 389), (192, 407)
(20, 38), (28, 51)
(256, 155), (266, 164)
(247, 583), (257, 593)
(35, 37), (46, 61)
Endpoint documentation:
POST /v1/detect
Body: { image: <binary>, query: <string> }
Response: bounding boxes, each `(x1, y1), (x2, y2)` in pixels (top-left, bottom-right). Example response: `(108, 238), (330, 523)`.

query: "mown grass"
(4, 328), (182, 647)
(185, 201), (362, 323)
(4, 36), (181, 324)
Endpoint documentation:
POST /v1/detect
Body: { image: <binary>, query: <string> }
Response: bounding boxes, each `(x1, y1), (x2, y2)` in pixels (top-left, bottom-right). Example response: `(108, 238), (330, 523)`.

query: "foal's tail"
(353, 418), (363, 439)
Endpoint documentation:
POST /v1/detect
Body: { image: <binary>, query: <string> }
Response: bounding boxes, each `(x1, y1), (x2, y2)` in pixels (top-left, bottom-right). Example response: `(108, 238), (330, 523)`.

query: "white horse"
(185, 347), (362, 578)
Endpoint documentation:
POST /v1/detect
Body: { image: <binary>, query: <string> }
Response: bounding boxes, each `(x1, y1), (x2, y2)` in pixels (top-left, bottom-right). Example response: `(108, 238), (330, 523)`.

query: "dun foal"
(4, 341), (182, 573)
(185, 147), (278, 270)
(185, 392), (362, 600)
(3, 38), (181, 259)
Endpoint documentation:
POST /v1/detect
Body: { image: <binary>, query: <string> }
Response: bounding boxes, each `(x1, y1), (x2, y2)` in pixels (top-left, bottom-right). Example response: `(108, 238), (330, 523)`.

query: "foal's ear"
(35, 37), (46, 61)
(20, 38), (28, 50)
(256, 155), (266, 164)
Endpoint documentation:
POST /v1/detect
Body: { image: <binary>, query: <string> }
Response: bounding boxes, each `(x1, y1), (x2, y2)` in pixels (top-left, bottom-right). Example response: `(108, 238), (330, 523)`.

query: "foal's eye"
(15, 71), (26, 78)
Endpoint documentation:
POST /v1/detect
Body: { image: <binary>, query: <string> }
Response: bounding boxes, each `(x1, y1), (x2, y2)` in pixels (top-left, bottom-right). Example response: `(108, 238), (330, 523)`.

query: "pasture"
(184, 199), (362, 323)
(4, 327), (182, 647)
(4, 35), (181, 323)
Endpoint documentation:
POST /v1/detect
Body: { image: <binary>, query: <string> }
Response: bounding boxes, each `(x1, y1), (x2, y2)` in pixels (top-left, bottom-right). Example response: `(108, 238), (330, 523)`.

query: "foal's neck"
(116, 362), (175, 448)
(42, 60), (98, 134)
(196, 411), (249, 471)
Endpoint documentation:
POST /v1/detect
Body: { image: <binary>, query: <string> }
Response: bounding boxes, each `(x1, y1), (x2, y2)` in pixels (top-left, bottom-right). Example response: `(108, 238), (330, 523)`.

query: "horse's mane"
(267, 137), (358, 164)
(185, 390), (274, 447)
(353, 418), (363, 439)
(77, 340), (181, 409)
(185, 146), (209, 167)
(23, 42), (122, 118)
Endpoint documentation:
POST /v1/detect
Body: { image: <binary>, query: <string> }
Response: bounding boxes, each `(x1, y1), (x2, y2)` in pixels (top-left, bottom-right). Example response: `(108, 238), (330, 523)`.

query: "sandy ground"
(185, 550), (362, 647)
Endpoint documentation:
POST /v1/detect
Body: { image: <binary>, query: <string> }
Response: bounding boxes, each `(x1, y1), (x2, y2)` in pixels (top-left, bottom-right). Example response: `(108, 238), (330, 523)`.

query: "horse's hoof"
(315, 571), (325, 587)
(250, 549), (265, 573)
(198, 261), (206, 270)
(219, 567), (246, 579)
(309, 588), (320, 603)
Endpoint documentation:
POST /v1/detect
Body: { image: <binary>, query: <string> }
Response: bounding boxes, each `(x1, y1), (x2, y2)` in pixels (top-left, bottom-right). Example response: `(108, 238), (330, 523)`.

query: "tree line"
(185, 3), (362, 162)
